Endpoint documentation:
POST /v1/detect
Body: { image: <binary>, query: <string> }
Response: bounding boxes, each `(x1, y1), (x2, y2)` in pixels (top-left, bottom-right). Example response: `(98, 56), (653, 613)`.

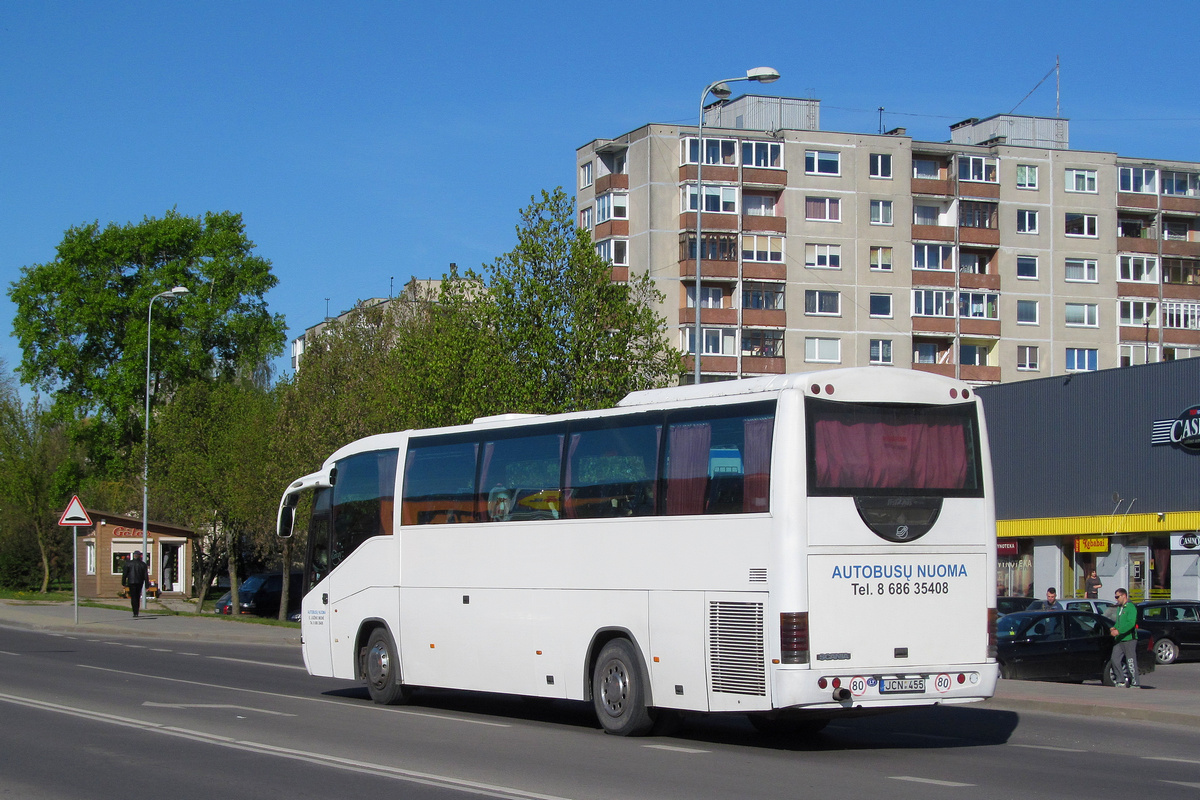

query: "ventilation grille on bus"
(708, 601), (767, 696)
(748, 568), (767, 583)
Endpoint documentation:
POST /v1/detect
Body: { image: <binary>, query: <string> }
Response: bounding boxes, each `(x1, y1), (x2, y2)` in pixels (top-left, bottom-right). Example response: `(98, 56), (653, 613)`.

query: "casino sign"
(1152, 405), (1200, 453)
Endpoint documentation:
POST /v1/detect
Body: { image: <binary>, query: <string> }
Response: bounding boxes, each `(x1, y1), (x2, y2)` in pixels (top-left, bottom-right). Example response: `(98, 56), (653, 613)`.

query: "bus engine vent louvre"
(707, 601), (767, 696)
(748, 568), (767, 583)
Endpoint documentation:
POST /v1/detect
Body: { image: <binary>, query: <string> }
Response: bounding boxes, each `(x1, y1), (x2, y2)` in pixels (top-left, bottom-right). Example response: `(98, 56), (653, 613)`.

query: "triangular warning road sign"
(58, 495), (92, 527)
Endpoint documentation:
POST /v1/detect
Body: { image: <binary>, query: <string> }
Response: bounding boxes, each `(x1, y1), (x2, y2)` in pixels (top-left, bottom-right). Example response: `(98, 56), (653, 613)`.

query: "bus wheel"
(364, 628), (412, 705)
(593, 639), (655, 736)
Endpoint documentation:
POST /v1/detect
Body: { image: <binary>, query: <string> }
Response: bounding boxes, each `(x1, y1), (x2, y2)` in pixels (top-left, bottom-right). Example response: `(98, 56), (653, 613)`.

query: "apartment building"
(575, 95), (1200, 383)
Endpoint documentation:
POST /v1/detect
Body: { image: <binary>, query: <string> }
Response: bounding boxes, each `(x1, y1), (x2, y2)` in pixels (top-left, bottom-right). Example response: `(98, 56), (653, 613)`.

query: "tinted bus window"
(479, 432), (564, 521)
(402, 440), (478, 524)
(331, 449), (398, 569)
(565, 420), (660, 518)
(806, 398), (982, 496)
(663, 402), (775, 515)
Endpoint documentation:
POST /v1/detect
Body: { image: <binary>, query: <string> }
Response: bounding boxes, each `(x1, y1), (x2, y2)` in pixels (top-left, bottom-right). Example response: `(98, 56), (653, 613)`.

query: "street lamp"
(693, 67), (780, 385)
(142, 286), (190, 566)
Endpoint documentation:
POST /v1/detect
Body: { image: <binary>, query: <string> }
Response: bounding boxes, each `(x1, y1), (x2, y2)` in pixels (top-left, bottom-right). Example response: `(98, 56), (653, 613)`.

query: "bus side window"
(565, 422), (659, 519)
(663, 406), (773, 516)
(330, 449), (398, 570)
(401, 440), (478, 525)
(478, 433), (563, 522)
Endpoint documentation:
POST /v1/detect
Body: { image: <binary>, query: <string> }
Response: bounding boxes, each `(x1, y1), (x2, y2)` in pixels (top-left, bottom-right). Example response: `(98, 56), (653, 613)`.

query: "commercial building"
(575, 95), (1200, 384)
(73, 510), (198, 599)
(978, 358), (1200, 601)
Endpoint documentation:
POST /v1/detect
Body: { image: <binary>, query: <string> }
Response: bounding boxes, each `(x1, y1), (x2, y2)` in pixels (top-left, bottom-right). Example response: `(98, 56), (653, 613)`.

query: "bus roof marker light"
(825, 384), (834, 395)
(811, 384), (821, 394)
(963, 389), (970, 399)
(950, 389), (958, 399)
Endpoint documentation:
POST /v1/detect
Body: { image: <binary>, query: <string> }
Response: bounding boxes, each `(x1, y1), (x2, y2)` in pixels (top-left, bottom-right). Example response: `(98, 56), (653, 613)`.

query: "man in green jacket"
(1108, 588), (1140, 688)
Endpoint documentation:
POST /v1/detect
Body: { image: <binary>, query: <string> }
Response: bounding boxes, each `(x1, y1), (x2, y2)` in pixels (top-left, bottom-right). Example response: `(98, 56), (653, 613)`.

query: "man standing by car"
(1028, 587), (1064, 611)
(1109, 588), (1140, 688)
(121, 551), (148, 618)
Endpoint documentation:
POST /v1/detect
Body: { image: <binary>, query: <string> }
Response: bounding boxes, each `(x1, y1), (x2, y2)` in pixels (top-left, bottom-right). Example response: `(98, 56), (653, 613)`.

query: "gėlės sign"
(1152, 405), (1200, 453)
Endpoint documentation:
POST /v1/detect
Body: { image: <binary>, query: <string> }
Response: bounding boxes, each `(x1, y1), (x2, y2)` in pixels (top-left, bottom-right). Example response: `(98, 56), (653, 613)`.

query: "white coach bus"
(277, 367), (998, 735)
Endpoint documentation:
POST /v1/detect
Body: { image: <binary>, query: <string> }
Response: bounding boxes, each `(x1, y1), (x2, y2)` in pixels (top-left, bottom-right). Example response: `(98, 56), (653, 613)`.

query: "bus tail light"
(987, 608), (998, 658)
(781, 612), (809, 664)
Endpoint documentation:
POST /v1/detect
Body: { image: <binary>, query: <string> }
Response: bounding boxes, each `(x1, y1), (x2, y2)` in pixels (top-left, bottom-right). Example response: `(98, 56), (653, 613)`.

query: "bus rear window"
(806, 398), (983, 497)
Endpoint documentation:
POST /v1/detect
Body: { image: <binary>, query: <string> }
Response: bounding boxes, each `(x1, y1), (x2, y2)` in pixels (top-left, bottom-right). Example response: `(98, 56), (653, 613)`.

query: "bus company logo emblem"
(1151, 405), (1200, 453)
(895, 525), (910, 540)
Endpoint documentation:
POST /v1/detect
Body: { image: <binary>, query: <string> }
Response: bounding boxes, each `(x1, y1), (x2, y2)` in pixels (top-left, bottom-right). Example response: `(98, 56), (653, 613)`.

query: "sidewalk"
(0, 597), (300, 645)
(1, 599), (1197, 727)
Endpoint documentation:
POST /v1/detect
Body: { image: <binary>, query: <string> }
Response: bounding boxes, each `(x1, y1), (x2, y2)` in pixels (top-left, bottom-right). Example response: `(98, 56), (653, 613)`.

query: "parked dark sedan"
(996, 610), (1155, 684)
(997, 596), (1034, 616)
(213, 573), (301, 617)
(1137, 600), (1200, 664)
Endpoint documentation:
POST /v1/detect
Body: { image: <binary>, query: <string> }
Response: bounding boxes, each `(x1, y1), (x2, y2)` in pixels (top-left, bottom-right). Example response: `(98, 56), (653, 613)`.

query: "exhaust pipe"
(832, 687), (851, 702)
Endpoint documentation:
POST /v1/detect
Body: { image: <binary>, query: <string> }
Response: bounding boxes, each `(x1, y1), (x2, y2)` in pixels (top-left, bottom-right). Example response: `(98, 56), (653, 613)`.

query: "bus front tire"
(364, 628), (412, 705)
(592, 639), (655, 736)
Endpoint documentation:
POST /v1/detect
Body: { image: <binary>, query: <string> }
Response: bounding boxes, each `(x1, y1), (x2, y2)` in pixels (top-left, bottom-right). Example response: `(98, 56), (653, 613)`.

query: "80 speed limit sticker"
(933, 673), (952, 693)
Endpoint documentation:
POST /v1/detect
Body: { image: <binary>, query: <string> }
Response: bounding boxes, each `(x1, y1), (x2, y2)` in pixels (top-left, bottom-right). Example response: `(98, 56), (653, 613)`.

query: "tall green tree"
(8, 209), (287, 477)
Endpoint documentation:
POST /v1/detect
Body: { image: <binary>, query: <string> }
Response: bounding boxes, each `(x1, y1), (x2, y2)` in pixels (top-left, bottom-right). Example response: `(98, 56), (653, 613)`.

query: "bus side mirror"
(277, 494), (298, 539)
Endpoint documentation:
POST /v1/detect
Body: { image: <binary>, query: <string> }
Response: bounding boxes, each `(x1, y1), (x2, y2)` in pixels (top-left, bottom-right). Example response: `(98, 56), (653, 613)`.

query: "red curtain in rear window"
(813, 412), (969, 490)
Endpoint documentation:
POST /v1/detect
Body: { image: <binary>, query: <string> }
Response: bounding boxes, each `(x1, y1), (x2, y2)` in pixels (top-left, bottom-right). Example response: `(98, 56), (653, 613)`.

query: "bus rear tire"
(364, 628), (412, 705)
(593, 639), (655, 736)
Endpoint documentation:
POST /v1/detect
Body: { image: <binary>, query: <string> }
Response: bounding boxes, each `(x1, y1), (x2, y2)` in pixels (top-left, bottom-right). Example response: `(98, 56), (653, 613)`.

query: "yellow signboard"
(1075, 536), (1109, 553)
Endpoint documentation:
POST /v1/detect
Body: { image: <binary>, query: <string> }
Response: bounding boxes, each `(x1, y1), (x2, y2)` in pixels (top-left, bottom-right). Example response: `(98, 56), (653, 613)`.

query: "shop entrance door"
(160, 545), (181, 593)
(1128, 549), (1149, 602)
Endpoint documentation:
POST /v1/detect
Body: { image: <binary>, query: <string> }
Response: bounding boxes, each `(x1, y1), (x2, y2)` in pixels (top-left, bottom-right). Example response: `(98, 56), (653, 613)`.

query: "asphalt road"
(2, 625), (1200, 800)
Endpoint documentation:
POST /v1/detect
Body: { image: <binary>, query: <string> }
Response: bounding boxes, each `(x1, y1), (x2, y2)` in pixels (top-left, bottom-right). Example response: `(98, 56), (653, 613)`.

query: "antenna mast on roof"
(1010, 57), (1061, 116)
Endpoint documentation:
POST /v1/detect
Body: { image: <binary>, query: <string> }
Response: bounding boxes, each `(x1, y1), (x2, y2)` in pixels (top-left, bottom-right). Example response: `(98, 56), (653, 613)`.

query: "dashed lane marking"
(890, 776), (974, 787)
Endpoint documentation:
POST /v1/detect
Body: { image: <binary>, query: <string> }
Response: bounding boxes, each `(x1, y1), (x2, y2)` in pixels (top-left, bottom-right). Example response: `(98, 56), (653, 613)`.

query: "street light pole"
(693, 67), (781, 385)
(142, 286), (190, 567)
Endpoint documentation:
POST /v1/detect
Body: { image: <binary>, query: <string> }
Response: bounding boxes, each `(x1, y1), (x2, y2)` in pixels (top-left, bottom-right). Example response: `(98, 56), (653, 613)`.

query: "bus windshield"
(806, 398), (982, 496)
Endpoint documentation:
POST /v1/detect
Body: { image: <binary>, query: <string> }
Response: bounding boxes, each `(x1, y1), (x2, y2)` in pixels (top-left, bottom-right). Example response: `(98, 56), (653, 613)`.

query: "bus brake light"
(781, 612), (809, 664)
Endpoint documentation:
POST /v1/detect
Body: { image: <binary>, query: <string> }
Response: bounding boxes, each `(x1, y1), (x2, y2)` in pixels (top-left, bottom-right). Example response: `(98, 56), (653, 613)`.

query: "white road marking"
(79, 664), (511, 727)
(0, 650), (20, 656)
(643, 744), (709, 754)
(0, 692), (566, 800)
(891, 776), (974, 787)
(1146, 757), (1200, 766)
(150, 648), (172, 653)
(143, 701), (296, 717)
(1160, 781), (1200, 789)
(1010, 743), (1086, 753)
(207, 655), (306, 671)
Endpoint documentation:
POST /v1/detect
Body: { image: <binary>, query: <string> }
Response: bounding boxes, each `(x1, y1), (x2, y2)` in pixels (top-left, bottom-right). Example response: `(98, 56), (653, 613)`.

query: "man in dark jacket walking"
(122, 551), (149, 618)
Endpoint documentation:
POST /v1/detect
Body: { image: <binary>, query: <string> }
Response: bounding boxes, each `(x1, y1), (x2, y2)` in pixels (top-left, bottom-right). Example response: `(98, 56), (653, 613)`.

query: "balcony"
(742, 167), (787, 188)
(912, 316), (955, 334)
(594, 219), (628, 239)
(594, 173), (629, 194)
(1117, 192), (1158, 210)
(959, 364), (1001, 383)
(1164, 328), (1200, 346)
(1162, 196), (1200, 214)
(609, 266), (629, 282)
(960, 319), (1001, 337)
(680, 212), (738, 232)
(912, 224), (955, 242)
(742, 309), (786, 328)
(1163, 239), (1200, 258)
(957, 182), (1000, 200)
(679, 165), (737, 183)
(913, 362), (955, 378)
(911, 270), (956, 288)
(1118, 236), (1159, 254)
(743, 262), (787, 281)
(1163, 282), (1200, 301)
(741, 355), (786, 374)
(911, 178), (952, 196)
(684, 354), (738, 375)
(679, 307), (737, 326)
(742, 214), (786, 233)
(678, 260), (738, 279)
(959, 272), (1000, 291)
(1117, 282), (1160, 298)
(959, 226), (1000, 246)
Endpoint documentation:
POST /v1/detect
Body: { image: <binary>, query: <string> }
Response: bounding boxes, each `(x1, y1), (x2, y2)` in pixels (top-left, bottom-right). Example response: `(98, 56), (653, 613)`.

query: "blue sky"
(2, 0), (1197, 390)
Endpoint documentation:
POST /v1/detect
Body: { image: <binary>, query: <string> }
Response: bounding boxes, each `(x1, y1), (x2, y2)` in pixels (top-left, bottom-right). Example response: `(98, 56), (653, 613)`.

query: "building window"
(595, 239), (628, 266)
(958, 155), (999, 183)
(686, 285), (724, 309)
(86, 541), (96, 575)
(683, 232), (738, 262)
(580, 161), (592, 189)
(1065, 302), (1099, 327)
(684, 184), (738, 214)
(1065, 169), (1098, 193)
(805, 196), (840, 221)
(682, 137), (737, 166)
(684, 327), (736, 355)
(914, 243), (953, 271)
(960, 201), (998, 229)
(579, 206), (593, 229)
(869, 339), (893, 365)
(1119, 301), (1158, 327)
(912, 159), (940, 179)
(914, 205), (941, 226)
(1066, 348), (1098, 371)
(742, 330), (784, 357)
(742, 141), (783, 168)
(1065, 258), (1098, 283)
(805, 150), (840, 175)
(804, 243), (841, 269)
(742, 282), (785, 310)
(1119, 167), (1158, 194)
(804, 290), (840, 316)
(913, 342), (939, 364)
(1164, 258), (1200, 285)
(1017, 300), (1039, 324)
(869, 153), (892, 179)
(741, 234), (783, 263)
(959, 292), (998, 320)
(959, 251), (987, 275)
(743, 193), (777, 216)
(960, 344), (989, 366)
(1162, 171), (1200, 197)
(870, 246), (893, 271)
(869, 293), (893, 318)
(870, 200), (893, 225)
(1017, 255), (1039, 279)
(1016, 164), (1038, 189)
(804, 337), (841, 363)
(1017, 345), (1039, 371)
(1016, 209), (1039, 234)
(1119, 255), (1158, 283)
(1065, 213), (1098, 238)
(1163, 301), (1200, 330)
(912, 289), (955, 318)
(595, 192), (627, 223)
